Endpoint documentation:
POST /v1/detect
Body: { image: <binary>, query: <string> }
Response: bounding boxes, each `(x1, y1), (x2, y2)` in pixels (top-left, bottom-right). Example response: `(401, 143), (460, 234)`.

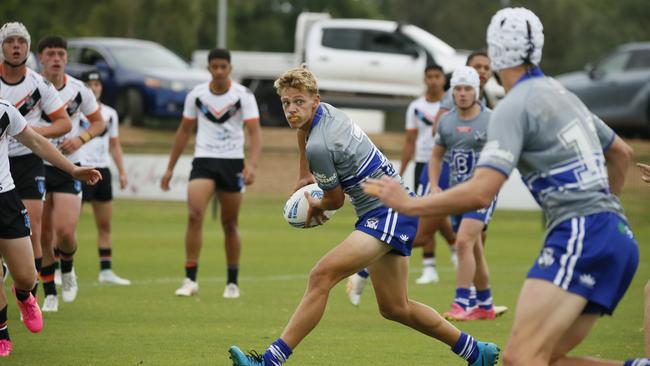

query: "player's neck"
(499, 66), (527, 92)
(210, 79), (231, 94)
(425, 90), (443, 102)
(43, 71), (65, 89)
(457, 102), (481, 120)
(0, 62), (26, 83)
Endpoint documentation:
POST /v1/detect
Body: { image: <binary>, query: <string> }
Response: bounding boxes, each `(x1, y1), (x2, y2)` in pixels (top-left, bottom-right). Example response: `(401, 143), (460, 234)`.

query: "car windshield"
(110, 44), (189, 70)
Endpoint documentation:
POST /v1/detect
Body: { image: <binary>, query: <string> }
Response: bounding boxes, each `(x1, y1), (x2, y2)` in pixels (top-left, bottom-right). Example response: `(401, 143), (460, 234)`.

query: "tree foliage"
(2, 0), (648, 74)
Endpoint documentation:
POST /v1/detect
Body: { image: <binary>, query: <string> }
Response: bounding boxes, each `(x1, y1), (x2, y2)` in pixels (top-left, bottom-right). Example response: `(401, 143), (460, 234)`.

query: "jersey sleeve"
(182, 88), (198, 120)
(404, 101), (417, 130)
(108, 108), (119, 138)
(241, 89), (260, 121)
(476, 99), (526, 177)
(39, 80), (65, 116)
(433, 115), (449, 148)
(439, 90), (454, 111)
(592, 114), (615, 151)
(80, 85), (100, 116)
(6, 104), (28, 136)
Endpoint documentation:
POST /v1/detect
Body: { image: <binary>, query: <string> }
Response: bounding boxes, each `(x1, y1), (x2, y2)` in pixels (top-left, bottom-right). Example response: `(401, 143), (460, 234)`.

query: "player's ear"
(314, 93), (320, 104)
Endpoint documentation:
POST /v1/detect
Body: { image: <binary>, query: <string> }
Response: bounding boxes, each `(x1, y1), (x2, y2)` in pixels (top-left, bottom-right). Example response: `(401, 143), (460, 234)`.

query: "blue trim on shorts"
(451, 197), (497, 232)
(355, 205), (418, 256)
(527, 212), (638, 315)
(416, 161), (450, 196)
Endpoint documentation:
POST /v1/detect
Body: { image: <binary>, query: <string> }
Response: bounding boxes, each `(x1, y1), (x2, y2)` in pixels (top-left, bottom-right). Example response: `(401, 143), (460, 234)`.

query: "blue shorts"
(451, 197), (497, 232)
(416, 161), (450, 196)
(528, 212), (638, 315)
(355, 205), (419, 256)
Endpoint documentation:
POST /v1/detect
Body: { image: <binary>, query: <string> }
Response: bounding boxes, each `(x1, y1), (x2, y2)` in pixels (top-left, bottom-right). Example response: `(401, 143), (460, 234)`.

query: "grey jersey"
(306, 103), (403, 217)
(477, 73), (622, 231)
(434, 107), (491, 186)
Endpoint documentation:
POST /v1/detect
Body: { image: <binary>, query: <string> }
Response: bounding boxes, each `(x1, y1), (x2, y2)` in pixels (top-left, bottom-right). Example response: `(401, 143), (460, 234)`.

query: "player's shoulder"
(101, 103), (117, 116)
(65, 74), (85, 89)
(25, 68), (49, 87)
(229, 81), (254, 96)
(189, 81), (210, 95)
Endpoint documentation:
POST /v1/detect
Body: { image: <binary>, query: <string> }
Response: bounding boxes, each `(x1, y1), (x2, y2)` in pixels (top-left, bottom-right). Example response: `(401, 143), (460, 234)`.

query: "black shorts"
(9, 154), (46, 200)
(189, 158), (244, 192)
(45, 164), (82, 195)
(0, 190), (31, 239)
(82, 167), (112, 202)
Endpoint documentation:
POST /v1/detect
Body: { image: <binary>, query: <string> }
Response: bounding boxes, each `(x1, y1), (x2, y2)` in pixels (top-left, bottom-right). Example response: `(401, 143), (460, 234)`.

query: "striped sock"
(476, 288), (493, 310)
(99, 248), (112, 270)
(41, 263), (58, 296)
(263, 338), (292, 366)
(454, 288), (472, 310)
(185, 261), (198, 282)
(625, 359), (650, 366)
(357, 268), (370, 278)
(451, 332), (479, 364)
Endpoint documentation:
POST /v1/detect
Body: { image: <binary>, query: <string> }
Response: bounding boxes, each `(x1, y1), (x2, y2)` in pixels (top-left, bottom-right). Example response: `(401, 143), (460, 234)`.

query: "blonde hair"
(274, 64), (319, 96)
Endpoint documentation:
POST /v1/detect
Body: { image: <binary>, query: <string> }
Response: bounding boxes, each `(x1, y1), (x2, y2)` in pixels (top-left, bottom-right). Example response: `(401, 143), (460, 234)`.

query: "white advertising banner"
(109, 154), (540, 210)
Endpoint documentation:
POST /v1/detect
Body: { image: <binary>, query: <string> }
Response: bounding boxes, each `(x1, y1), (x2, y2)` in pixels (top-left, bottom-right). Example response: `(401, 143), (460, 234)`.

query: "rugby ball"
(283, 183), (337, 228)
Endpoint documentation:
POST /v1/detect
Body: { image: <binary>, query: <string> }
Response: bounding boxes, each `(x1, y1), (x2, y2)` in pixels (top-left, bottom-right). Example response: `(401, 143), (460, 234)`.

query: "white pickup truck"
(193, 13), (500, 126)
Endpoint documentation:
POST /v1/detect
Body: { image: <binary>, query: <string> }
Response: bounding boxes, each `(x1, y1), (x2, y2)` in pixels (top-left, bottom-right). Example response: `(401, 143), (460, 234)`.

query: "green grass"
(5, 191), (649, 365)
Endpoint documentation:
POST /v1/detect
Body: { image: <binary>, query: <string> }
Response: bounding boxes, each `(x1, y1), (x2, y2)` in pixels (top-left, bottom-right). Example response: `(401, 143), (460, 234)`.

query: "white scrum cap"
(450, 66), (480, 101)
(486, 7), (544, 71)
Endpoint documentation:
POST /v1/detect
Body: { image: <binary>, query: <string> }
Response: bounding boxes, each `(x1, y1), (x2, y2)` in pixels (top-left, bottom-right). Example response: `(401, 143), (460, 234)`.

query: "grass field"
(4, 190), (649, 365)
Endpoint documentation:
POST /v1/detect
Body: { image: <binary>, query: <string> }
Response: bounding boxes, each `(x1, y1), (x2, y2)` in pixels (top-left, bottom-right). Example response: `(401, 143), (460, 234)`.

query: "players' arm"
(60, 108), (106, 155)
(398, 129), (417, 176)
(31, 107), (72, 138)
(161, 117), (195, 191)
(243, 118), (262, 185)
(15, 125), (101, 184)
(294, 129), (315, 190)
(109, 136), (128, 189)
(364, 167), (505, 218)
(603, 135), (633, 196)
(427, 145), (446, 194)
(304, 184), (345, 227)
(432, 107), (449, 134)
(638, 162), (650, 186)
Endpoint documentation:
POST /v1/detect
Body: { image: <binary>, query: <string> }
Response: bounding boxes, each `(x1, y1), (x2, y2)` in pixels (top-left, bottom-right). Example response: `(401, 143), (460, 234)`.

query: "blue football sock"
(624, 359), (650, 366)
(476, 288), (493, 310)
(454, 288), (472, 310)
(451, 332), (479, 364)
(263, 338), (292, 366)
(357, 268), (370, 278)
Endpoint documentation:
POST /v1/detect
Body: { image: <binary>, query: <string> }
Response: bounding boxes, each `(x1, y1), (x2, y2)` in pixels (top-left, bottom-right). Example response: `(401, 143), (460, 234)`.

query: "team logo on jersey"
(66, 92), (83, 116)
(365, 218), (379, 230)
(473, 130), (487, 142)
(579, 273), (596, 288)
(195, 98), (241, 124)
(456, 126), (472, 133)
(537, 248), (554, 269)
(17, 89), (42, 116)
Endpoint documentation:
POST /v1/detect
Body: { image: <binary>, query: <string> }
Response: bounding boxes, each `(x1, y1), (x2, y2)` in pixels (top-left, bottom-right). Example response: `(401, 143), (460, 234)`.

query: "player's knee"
(455, 237), (473, 254)
(221, 220), (238, 236)
(306, 265), (338, 293)
(97, 221), (111, 236)
(187, 209), (204, 225)
(57, 227), (76, 243)
(13, 271), (36, 291)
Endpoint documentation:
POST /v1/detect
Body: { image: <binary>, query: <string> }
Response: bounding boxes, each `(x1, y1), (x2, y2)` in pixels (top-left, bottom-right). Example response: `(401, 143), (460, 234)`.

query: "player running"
(228, 66), (499, 366)
(161, 48), (262, 299)
(79, 69), (130, 285)
(0, 100), (100, 356)
(37, 36), (106, 312)
(429, 66), (497, 321)
(364, 7), (647, 366)
(0, 22), (71, 299)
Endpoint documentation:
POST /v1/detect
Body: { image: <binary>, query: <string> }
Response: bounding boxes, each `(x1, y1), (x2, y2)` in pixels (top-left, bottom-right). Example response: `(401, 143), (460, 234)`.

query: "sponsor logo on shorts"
(21, 209), (31, 229)
(365, 218), (379, 230)
(74, 180), (82, 193)
(399, 234), (409, 242)
(617, 221), (634, 240)
(36, 176), (46, 195)
(579, 273), (596, 288)
(537, 248), (554, 269)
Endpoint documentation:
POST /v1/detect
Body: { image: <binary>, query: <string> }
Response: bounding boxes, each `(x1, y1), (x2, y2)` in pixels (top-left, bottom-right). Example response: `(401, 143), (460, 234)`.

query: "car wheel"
(116, 88), (144, 126)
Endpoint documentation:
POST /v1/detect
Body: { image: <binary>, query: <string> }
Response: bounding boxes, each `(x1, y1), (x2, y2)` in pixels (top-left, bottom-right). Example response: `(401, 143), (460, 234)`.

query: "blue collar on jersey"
(309, 104), (324, 131)
(513, 66), (545, 87)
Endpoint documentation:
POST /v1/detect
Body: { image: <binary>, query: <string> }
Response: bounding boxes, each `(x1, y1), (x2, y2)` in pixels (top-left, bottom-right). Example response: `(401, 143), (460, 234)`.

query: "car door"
(68, 45), (119, 106)
(306, 27), (363, 90)
(582, 50), (633, 119)
(359, 29), (425, 92)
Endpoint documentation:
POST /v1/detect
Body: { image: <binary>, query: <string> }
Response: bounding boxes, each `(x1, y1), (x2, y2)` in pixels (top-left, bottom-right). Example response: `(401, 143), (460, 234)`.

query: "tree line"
(2, 0), (649, 75)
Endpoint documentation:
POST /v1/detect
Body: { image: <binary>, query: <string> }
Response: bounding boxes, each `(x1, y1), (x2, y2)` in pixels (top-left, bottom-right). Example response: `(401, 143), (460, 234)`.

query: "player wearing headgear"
(79, 69), (130, 285)
(0, 99), (100, 356)
(0, 22), (72, 299)
(37, 35), (106, 312)
(397, 63), (457, 285)
(429, 66), (497, 321)
(365, 7), (647, 366)
(228, 66), (499, 366)
(161, 48), (262, 299)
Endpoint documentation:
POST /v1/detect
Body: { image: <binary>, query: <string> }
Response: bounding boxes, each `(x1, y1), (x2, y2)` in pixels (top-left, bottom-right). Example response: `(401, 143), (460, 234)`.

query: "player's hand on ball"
(304, 191), (327, 227)
(363, 176), (410, 212)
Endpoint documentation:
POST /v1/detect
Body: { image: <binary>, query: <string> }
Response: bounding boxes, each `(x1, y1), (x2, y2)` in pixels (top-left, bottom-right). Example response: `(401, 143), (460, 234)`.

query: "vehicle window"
(79, 47), (106, 66)
(321, 28), (364, 50)
(67, 46), (81, 63)
(626, 49), (650, 70)
(362, 30), (418, 56)
(110, 44), (189, 70)
(595, 51), (631, 75)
